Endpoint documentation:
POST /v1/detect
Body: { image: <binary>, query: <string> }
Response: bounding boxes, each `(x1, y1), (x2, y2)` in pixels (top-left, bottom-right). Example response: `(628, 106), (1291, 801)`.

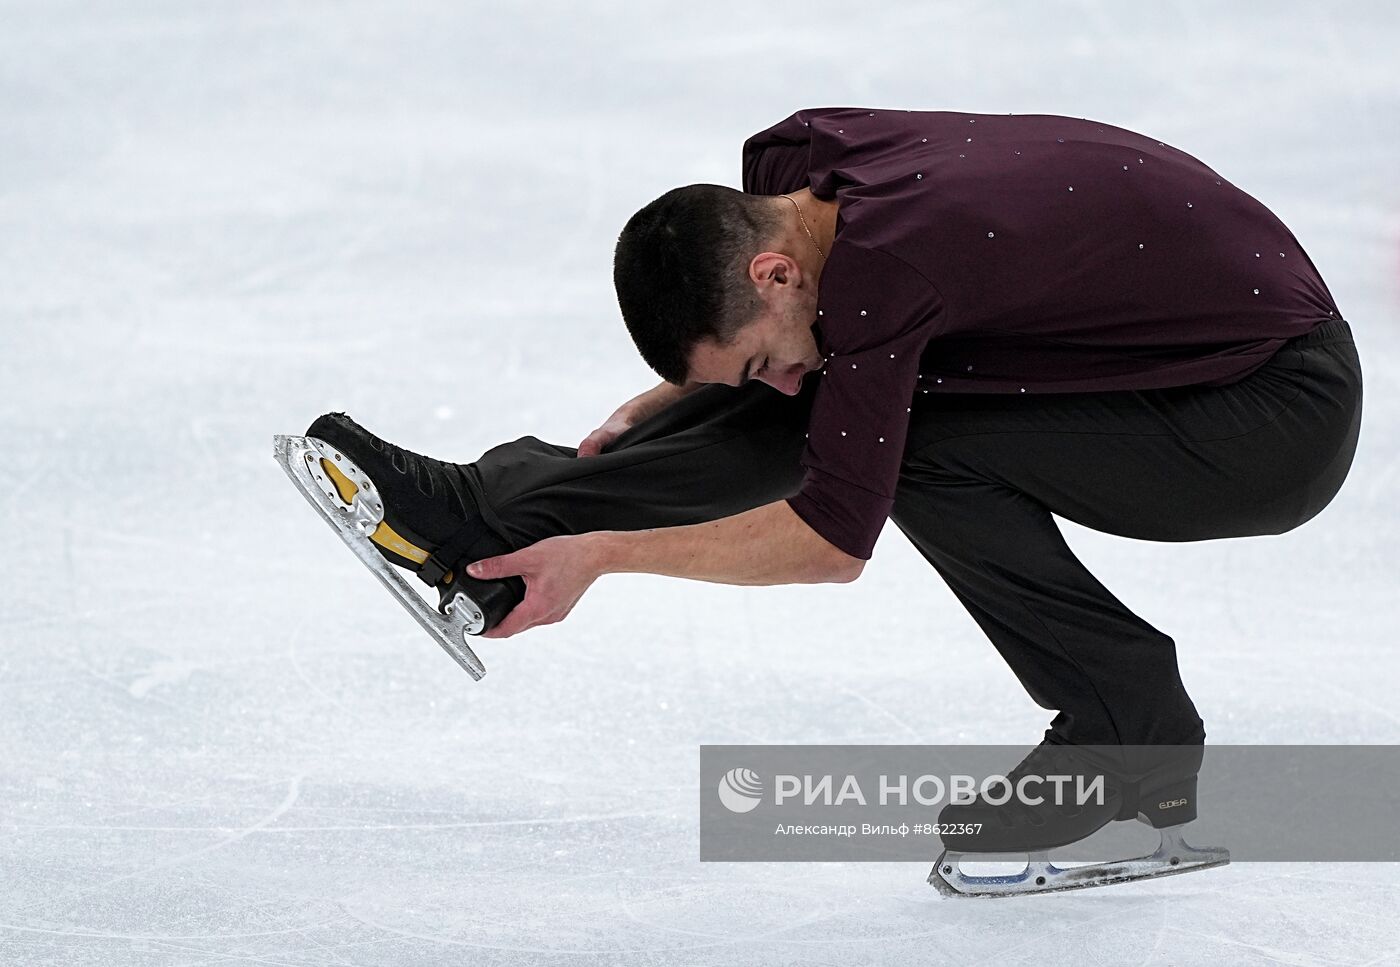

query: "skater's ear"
(748, 250), (799, 290)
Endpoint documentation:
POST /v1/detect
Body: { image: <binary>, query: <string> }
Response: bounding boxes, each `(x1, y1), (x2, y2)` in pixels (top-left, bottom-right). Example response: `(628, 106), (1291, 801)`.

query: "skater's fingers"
(473, 533), (594, 637)
(480, 608), (530, 638)
(467, 553), (525, 580)
(577, 429), (617, 458)
(481, 594), (555, 638)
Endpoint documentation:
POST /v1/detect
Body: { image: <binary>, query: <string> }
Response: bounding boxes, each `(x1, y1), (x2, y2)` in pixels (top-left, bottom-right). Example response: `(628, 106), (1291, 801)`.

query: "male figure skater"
(297, 108), (1362, 884)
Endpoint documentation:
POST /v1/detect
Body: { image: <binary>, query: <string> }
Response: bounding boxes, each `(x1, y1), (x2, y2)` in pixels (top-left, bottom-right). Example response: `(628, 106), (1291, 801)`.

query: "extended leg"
(280, 378), (816, 657)
(464, 378), (819, 551)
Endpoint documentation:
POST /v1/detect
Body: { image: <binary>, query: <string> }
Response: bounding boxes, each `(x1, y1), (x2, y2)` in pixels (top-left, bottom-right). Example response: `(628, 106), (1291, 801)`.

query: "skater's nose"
(767, 363), (807, 396)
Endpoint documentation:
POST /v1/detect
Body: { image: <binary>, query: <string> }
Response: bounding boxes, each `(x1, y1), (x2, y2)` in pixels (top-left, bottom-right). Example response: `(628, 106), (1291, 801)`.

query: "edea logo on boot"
(718, 768), (763, 813)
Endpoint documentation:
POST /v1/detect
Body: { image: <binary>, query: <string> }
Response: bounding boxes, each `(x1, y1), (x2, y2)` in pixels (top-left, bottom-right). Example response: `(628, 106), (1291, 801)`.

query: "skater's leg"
(302, 377), (818, 633)
(892, 475), (1206, 744)
(892, 319), (1362, 744)
(463, 377), (819, 552)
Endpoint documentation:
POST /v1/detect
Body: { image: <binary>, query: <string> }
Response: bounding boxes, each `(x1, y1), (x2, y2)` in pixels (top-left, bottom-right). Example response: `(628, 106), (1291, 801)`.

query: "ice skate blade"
(929, 823), (1229, 898)
(273, 434), (487, 680)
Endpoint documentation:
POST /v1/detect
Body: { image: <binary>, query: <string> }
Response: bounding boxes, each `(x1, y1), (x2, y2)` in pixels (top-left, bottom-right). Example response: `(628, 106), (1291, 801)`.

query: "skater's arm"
(588, 499), (864, 586)
(465, 500), (861, 637)
(578, 380), (706, 457)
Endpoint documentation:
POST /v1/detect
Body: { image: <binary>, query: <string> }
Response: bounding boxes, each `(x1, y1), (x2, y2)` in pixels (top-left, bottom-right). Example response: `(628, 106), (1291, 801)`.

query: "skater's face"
(686, 254), (825, 396)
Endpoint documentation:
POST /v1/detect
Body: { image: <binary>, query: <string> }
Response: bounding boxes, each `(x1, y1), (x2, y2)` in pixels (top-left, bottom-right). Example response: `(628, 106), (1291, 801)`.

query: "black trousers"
(464, 318), (1363, 745)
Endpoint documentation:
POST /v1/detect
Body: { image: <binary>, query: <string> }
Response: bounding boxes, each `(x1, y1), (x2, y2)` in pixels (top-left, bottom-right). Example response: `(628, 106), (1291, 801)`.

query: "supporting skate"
(929, 822), (1230, 898)
(928, 740), (1229, 897)
(274, 432), (512, 679)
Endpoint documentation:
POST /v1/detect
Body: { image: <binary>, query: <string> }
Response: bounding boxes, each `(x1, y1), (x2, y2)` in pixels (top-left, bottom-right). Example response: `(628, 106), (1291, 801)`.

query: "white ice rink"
(3, 2), (1399, 964)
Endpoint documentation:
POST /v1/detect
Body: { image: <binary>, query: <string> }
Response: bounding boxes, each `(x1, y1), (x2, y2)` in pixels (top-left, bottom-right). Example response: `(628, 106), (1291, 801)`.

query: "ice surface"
(2, 1), (1399, 964)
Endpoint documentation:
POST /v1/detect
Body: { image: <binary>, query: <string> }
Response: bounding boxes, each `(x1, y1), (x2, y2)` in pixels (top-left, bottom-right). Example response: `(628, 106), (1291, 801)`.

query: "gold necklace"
(783, 194), (826, 261)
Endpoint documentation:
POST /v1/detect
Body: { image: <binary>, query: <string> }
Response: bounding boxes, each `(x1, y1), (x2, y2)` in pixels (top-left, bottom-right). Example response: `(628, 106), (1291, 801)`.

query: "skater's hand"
(467, 535), (600, 637)
(578, 380), (701, 457)
(577, 412), (634, 458)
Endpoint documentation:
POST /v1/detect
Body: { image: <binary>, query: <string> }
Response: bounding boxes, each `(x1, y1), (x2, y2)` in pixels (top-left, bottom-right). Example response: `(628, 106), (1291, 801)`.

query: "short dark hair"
(613, 184), (785, 384)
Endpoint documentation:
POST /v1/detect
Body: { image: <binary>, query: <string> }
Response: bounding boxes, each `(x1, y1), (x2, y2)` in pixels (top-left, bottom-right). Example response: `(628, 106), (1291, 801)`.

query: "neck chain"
(783, 194), (826, 262)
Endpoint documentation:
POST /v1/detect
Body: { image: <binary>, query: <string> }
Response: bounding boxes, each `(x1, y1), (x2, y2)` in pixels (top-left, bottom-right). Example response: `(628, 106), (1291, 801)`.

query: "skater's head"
(614, 184), (827, 395)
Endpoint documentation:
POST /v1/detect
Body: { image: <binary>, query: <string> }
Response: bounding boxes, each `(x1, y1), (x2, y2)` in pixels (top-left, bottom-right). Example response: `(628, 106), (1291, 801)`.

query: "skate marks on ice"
(336, 875), (851, 963)
(0, 778), (684, 965)
(2, 863), (1392, 966)
(309, 861), (1400, 966)
(272, 434), (487, 679)
(35, 775), (306, 907)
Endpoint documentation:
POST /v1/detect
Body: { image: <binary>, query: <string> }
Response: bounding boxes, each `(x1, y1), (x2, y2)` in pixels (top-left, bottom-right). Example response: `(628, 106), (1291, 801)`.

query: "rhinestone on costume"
(988, 232), (995, 238)
(936, 378), (943, 383)
(967, 137), (972, 142)
(1123, 165), (1128, 170)
(860, 310), (867, 316)
(879, 437), (885, 443)
(959, 154), (965, 158)
(1020, 388), (1026, 393)
(917, 173), (923, 179)
(1255, 253), (1260, 257)
(1187, 202), (1193, 208)
(1139, 243), (1144, 249)
(1057, 138), (1064, 143)
(966, 365), (973, 372)
(840, 431), (846, 436)
(1138, 158), (1143, 163)
(890, 353), (896, 358)
(1253, 288), (1260, 295)
(851, 363), (857, 369)
(1279, 252), (1285, 257)
(1069, 186), (1074, 191)
(922, 138), (927, 142)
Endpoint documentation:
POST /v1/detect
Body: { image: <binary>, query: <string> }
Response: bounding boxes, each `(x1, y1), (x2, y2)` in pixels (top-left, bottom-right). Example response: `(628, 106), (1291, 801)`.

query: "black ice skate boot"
(930, 740), (1227, 896)
(301, 412), (523, 635)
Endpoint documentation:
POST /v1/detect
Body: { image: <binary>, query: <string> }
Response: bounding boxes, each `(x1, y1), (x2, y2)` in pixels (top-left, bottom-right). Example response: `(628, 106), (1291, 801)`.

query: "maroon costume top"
(741, 106), (1341, 559)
